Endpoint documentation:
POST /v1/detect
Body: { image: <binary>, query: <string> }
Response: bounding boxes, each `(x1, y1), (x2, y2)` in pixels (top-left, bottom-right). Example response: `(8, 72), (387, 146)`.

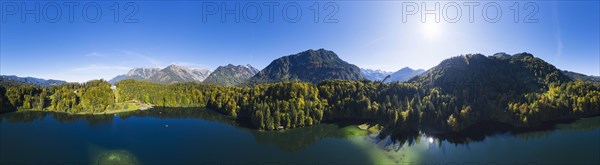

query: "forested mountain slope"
(249, 49), (363, 84)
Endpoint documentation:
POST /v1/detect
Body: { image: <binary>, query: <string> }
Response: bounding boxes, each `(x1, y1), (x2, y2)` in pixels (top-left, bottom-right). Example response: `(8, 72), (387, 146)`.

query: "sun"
(420, 21), (443, 39)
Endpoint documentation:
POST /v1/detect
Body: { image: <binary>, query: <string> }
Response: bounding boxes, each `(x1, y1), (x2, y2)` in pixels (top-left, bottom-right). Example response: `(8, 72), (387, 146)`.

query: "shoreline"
(15, 108), (144, 115)
(11, 102), (156, 115)
(6, 107), (599, 135)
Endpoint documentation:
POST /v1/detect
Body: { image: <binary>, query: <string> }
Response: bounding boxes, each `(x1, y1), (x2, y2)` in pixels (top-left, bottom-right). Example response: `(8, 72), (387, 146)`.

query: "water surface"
(1, 108), (598, 164)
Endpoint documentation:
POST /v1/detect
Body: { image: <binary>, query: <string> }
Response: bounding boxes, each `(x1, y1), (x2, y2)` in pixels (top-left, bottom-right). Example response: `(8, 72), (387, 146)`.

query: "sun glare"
(421, 21), (443, 39)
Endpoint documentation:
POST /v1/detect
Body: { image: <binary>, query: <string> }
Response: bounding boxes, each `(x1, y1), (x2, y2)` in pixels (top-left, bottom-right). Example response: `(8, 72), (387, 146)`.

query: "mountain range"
(248, 49), (363, 84)
(203, 64), (259, 86)
(0, 75), (67, 87)
(360, 67), (425, 82)
(3, 49), (599, 134)
(108, 68), (160, 84)
(147, 65), (211, 84)
(387, 67), (426, 82)
(109, 65), (211, 84)
(105, 49), (371, 85)
(360, 69), (393, 81)
(5, 49), (599, 87)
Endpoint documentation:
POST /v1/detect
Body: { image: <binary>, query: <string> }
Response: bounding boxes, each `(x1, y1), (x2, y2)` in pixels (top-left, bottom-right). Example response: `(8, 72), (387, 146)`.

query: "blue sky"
(1, 1), (599, 82)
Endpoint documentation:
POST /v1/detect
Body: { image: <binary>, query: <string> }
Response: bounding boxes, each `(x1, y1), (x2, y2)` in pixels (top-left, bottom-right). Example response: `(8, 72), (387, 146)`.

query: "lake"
(1, 108), (599, 164)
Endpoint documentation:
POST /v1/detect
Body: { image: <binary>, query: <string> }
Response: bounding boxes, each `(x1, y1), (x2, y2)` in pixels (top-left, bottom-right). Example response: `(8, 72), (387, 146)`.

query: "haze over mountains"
(360, 67), (425, 82)
(360, 69), (393, 81)
(388, 67), (426, 82)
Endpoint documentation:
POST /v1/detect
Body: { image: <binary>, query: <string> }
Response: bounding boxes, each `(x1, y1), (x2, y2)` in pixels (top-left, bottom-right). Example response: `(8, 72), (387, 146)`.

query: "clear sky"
(1, 1), (599, 82)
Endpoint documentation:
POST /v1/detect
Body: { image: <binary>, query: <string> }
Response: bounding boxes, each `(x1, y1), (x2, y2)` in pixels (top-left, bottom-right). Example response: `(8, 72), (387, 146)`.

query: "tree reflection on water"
(2, 108), (598, 153)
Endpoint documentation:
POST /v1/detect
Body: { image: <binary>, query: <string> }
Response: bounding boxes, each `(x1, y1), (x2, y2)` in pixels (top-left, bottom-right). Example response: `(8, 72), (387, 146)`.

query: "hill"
(408, 52), (577, 129)
(562, 70), (600, 83)
(0, 75), (67, 87)
(411, 52), (570, 93)
(249, 49), (363, 84)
